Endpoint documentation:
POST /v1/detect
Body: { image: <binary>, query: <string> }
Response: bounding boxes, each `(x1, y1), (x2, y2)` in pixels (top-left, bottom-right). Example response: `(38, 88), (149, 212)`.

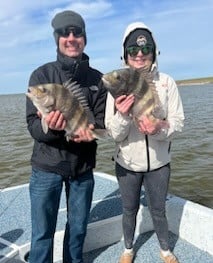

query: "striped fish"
(26, 79), (104, 140)
(102, 67), (166, 128)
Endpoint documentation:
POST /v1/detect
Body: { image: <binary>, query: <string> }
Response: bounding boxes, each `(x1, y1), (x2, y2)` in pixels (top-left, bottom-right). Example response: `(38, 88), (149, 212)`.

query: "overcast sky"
(0, 0), (212, 94)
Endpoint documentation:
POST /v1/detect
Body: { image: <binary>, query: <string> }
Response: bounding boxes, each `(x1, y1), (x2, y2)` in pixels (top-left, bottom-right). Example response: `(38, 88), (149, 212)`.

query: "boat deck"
(1, 172), (213, 263)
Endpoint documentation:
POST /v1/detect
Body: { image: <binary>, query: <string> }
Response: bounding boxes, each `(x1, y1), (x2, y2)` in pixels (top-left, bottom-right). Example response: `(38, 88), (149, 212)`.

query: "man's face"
(58, 29), (85, 58)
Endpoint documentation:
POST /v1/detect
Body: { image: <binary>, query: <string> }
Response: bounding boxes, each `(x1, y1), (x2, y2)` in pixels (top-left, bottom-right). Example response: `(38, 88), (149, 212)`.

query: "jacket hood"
(121, 22), (159, 69)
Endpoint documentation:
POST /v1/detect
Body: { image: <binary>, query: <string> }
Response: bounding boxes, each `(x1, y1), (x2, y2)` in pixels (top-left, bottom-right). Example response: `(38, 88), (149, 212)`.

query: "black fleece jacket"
(26, 51), (107, 178)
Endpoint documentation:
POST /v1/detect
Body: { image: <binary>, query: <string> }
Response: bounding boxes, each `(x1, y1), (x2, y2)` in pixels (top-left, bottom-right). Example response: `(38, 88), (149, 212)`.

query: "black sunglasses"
(126, 45), (154, 57)
(55, 26), (84, 38)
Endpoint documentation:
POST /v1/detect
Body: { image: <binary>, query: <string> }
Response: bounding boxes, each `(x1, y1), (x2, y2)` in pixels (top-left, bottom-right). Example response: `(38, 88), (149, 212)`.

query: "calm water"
(0, 85), (212, 208)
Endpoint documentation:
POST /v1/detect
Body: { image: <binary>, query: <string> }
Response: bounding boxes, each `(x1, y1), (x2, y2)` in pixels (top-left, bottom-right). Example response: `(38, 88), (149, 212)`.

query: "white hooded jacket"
(105, 22), (185, 172)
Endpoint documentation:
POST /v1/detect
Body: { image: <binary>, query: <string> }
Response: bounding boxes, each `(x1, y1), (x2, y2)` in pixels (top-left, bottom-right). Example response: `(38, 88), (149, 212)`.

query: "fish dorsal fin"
(63, 78), (95, 124)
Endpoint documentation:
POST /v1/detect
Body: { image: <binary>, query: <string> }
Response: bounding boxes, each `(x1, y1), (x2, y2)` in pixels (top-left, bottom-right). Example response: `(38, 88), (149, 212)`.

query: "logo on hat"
(136, 35), (147, 46)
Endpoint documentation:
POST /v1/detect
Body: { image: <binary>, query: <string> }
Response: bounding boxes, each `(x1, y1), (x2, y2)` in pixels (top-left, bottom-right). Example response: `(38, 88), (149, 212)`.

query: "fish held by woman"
(26, 79), (107, 140)
(102, 67), (169, 130)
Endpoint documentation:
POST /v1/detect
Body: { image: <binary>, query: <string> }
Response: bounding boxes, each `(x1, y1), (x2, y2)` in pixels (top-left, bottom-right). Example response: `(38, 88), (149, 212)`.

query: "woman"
(105, 22), (184, 263)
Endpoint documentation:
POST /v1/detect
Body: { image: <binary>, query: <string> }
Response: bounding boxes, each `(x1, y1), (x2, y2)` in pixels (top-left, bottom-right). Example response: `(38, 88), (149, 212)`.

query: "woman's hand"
(115, 94), (134, 115)
(138, 115), (169, 135)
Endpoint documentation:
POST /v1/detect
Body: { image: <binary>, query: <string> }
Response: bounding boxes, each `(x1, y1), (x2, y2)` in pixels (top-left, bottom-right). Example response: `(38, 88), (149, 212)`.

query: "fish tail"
(92, 129), (109, 140)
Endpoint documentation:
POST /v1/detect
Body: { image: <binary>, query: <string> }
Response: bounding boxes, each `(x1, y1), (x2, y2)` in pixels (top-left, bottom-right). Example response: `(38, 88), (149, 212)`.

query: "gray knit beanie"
(51, 10), (87, 45)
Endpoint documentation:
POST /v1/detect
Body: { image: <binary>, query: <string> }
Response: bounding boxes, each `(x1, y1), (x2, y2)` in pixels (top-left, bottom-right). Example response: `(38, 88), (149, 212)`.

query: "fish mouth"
(26, 91), (32, 99)
(28, 86), (45, 97)
(28, 87), (36, 93)
(102, 77), (111, 87)
(26, 87), (34, 98)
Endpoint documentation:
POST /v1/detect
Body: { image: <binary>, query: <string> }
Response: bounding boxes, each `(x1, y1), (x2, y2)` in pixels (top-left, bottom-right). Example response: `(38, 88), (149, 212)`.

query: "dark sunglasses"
(55, 26), (84, 38)
(126, 45), (154, 57)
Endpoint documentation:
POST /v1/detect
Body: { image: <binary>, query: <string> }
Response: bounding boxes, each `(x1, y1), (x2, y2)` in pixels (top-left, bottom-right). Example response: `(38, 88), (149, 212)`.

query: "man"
(26, 10), (106, 263)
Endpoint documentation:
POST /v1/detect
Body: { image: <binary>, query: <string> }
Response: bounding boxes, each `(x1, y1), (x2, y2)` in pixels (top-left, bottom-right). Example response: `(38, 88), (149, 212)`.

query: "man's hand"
(115, 94), (134, 115)
(38, 110), (66, 131)
(71, 124), (95, 143)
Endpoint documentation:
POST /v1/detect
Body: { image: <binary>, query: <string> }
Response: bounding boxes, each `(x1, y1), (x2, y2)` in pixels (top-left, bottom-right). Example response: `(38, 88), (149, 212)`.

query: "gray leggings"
(116, 162), (170, 250)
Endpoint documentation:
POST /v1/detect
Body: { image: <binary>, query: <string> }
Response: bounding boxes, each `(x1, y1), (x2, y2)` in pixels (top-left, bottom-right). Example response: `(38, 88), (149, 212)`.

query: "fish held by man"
(26, 79), (106, 140)
(102, 67), (169, 130)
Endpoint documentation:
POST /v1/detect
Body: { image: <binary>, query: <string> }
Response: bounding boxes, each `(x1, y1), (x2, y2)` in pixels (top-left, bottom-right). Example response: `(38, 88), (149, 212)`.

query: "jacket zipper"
(145, 135), (150, 172)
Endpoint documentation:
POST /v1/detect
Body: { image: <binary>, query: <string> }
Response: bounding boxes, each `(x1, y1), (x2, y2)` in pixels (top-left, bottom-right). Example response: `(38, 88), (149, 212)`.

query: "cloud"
(0, 0), (213, 94)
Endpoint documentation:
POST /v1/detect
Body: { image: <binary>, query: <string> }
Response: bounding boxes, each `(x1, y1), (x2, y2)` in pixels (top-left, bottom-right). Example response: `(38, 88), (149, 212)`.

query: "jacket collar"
(57, 50), (90, 81)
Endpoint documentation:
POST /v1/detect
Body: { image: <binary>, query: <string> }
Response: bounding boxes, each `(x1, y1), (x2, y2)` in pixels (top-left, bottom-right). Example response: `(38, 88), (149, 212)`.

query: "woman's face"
(127, 50), (153, 69)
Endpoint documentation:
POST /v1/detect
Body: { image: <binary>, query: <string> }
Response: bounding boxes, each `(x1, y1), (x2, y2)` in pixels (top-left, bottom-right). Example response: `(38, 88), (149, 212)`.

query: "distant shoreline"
(0, 76), (213, 96)
(176, 76), (213, 86)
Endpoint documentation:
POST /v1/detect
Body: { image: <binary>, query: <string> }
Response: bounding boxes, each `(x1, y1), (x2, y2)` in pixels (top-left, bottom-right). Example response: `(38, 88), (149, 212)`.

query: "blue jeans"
(29, 168), (94, 263)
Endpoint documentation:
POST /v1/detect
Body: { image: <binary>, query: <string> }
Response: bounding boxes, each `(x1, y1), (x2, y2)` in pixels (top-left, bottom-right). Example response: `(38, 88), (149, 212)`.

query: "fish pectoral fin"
(41, 118), (49, 134)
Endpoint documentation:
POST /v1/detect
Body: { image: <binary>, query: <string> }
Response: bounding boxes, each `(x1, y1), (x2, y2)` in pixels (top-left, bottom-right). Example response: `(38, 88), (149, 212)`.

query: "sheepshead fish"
(102, 67), (167, 129)
(26, 79), (106, 140)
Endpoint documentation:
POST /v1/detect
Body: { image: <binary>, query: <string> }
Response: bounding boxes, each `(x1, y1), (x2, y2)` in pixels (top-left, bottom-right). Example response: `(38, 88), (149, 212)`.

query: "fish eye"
(39, 86), (47, 93)
(112, 71), (118, 77)
(116, 75), (121, 80)
(112, 71), (120, 79)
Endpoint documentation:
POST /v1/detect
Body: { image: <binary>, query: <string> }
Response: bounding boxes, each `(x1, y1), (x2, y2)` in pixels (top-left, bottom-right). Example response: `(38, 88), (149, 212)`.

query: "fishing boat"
(0, 172), (212, 263)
